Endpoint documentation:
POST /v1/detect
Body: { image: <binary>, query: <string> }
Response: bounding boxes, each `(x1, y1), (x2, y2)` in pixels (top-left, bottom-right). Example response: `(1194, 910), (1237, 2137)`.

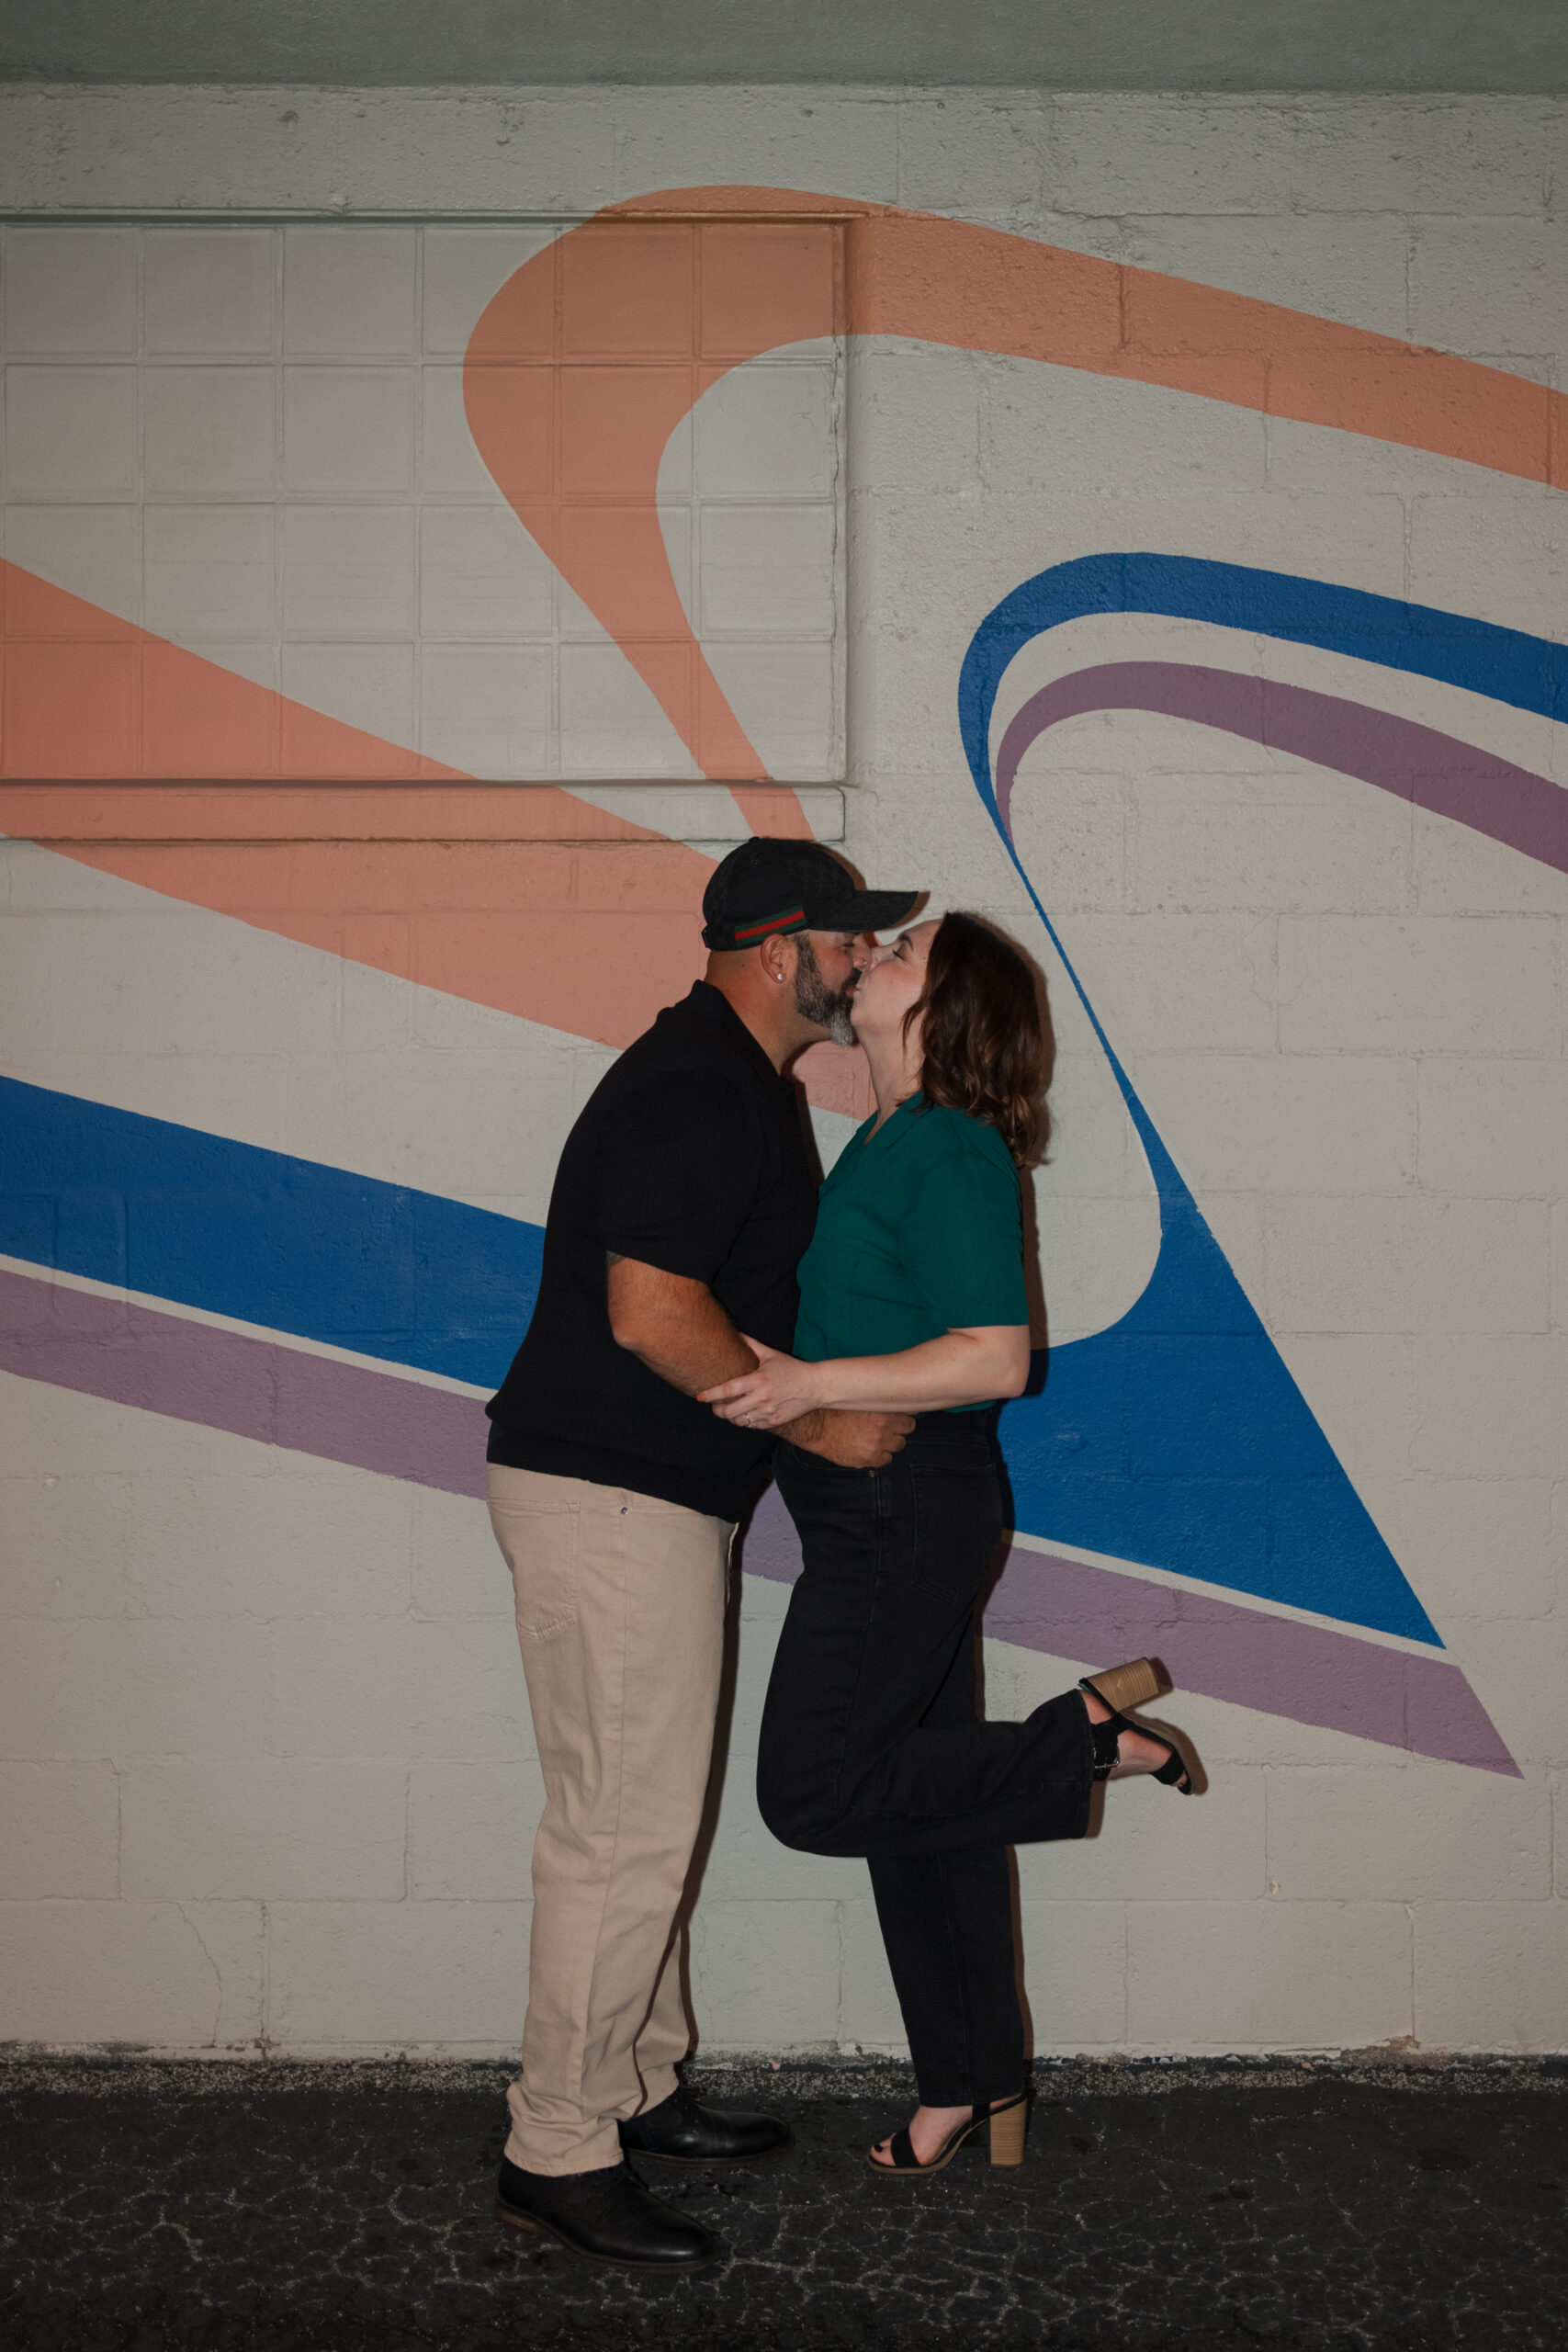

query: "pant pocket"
(490, 1495), (581, 1642)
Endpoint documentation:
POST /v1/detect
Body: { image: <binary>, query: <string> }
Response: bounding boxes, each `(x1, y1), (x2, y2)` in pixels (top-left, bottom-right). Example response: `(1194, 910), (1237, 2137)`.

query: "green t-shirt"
(794, 1095), (1029, 1409)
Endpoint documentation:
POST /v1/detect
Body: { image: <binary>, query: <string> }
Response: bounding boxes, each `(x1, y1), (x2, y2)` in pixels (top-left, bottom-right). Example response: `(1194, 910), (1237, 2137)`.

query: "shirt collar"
(686, 981), (795, 1097)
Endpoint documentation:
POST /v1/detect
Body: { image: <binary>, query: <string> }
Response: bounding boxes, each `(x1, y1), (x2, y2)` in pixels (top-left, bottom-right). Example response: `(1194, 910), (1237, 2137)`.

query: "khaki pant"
(488, 1463), (732, 2175)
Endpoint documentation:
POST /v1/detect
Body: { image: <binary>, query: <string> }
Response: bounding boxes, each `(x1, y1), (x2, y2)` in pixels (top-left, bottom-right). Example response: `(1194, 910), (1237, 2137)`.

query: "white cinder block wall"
(2, 87), (1565, 2058)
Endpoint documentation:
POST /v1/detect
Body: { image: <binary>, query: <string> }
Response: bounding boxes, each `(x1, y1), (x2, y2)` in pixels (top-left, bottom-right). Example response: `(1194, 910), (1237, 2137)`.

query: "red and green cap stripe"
(729, 903), (808, 943)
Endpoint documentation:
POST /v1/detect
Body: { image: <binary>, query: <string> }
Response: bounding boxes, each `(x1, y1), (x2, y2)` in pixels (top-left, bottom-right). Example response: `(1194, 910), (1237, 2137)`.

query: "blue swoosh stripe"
(0, 1076), (541, 1388)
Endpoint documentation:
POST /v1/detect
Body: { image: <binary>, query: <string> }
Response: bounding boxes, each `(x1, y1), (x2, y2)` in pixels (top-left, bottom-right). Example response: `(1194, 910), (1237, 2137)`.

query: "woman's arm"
(699, 1326), (1031, 1427)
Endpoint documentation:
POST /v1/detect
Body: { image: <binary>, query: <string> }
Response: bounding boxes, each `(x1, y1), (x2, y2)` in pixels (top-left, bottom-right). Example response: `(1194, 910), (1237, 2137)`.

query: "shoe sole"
(624, 2134), (794, 2170)
(495, 2199), (716, 2273)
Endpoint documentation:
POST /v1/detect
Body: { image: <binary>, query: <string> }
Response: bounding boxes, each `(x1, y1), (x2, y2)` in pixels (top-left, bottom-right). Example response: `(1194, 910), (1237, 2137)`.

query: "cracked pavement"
(2, 2055), (1565, 2348)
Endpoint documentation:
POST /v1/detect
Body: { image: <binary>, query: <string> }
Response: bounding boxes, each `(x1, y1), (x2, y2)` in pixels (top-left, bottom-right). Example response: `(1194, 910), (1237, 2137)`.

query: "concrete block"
(1126, 1898), (1413, 2052)
(418, 505), (553, 638)
(1407, 495), (1564, 644)
(1284, 98), (1549, 216)
(0, 1761), (119, 1898)
(1357, 1472), (1557, 1624)
(120, 1757), (406, 1901)
(1416, 811), (1568, 920)
(1015, 1766), (1267, 1906)
(285, 1044), (572, 1201)
(1446, 1612), (1568, 1772)
(280, 504), (416, 637)
(897, 96), (1045, 219)
(407, 1760), (538, 1901)
(1128, 775), (1411, 918)
(694, 360), (839, 501)
(4, 226), (137, 355)
(0, 1898), (264, 2047)
(0, 899), (344, 1059)
(283, 227), (416, 357)
(1267, 1764), (1551, 1905)
(280, 641), (415, 754)
(1261, 1195), (1551, 1337)
(281, 366), (413, 494)
(1431, 1060), (1568, 1201)
(1273, 1333), (1415, 1483)
(4, 503), (141, 625)
(1138, 1053), (1416, 1197)
(1049, 97), (1300, 215)
(3, 1468), (131, 1616)
(558, 641), (700, 780)
(1412, 1336), (1568, 1480)
(1016, 1899), (1128, 2052)
(1059, 913), (1279, 1055)
(418, 642), (554, 779)
(418, 363), (497, 497)
(696, 503), (837, 638)
(615, 92), (898, 207)
(1122, 213), (1411, 341)
(143, 228), (276, 357)
(1415, 1902), (1568, 2051)
(691, 1897), (843, 2049)
(269, 1897), (526, 2048)
(1032, 1193), (1161, 1347)
(122, 1462), (414, 1621)
(5, 366), (138, 496)
(702, 640), (839, 784)
(422, 228), (557, 356)
(1277, 917), (1559, 1057)
(143, 367), (276, 499)
(1411, 219), (1568, 358)
(1006, 771), (1128, 917)
(849, 344), (984, 496)
(268, 1614), (533, 1762)
(0, 1618), (268, 1760)
(142, 504), (275, 640)
(982, 368), (1268, 497)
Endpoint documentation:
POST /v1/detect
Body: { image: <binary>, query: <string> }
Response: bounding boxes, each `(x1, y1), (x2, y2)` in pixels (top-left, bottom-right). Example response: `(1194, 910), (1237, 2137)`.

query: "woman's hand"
(699, 1338), (826, 1431)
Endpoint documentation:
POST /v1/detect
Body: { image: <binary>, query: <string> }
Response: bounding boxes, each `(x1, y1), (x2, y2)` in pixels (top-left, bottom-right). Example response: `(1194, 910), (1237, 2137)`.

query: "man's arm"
(605, 1258), (911, 1469)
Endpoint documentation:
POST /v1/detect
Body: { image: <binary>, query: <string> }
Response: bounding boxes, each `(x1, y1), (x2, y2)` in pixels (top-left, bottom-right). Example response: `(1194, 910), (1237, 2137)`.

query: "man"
(486, 837), (919, 2272)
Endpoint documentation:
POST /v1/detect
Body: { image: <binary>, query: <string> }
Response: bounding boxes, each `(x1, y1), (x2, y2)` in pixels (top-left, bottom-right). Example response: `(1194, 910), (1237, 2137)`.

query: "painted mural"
(5, 192), (1562, 1786)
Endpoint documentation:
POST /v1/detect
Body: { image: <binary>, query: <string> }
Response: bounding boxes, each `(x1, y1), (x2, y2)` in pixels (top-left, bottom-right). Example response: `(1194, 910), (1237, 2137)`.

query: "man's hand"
(780, 1407), (915, 1470)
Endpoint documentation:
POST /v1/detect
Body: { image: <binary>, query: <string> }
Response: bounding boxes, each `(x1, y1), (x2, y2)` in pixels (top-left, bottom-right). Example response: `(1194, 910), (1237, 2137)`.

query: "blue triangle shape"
(998, 1056), (1440, 1645)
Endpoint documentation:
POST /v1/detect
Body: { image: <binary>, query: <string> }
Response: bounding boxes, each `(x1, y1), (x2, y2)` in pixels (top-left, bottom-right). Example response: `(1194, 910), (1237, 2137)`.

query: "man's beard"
(793, 936), (857, 1046)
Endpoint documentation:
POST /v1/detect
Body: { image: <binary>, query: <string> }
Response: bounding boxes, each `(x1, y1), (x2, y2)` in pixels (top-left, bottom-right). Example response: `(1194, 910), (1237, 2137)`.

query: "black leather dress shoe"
(619, 2079), (794, 2167)
(494, 2154), (715, 2272)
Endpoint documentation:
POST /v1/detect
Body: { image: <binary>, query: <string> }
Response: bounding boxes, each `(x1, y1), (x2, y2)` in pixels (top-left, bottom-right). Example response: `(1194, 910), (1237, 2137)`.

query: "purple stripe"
(996, 661), (1568, 874)
(4, 1264), (1516, 1777)
(739, 1484), (1517, 1778)
(0, 1266), (488, 1498)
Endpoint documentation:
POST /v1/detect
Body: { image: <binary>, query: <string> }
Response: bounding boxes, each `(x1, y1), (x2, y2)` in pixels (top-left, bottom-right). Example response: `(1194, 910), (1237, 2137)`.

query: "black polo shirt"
(486, 982), (818, 1521)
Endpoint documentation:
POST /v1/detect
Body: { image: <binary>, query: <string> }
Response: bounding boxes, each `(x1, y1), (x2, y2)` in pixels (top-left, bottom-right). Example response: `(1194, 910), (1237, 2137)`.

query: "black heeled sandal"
(867, 2091), (1028, 2177)
(1080, 1657), (1193, 1793)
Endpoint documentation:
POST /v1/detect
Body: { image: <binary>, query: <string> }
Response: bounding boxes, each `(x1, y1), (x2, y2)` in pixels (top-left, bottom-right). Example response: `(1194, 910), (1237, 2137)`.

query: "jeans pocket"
(904, 1464), (1005, 1598)
(491, 1498), (581, 1642)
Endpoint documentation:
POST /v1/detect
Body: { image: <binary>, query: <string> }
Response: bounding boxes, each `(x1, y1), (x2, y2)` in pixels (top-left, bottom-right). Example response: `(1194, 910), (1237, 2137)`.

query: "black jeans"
(758, 1414), (1093, 2108)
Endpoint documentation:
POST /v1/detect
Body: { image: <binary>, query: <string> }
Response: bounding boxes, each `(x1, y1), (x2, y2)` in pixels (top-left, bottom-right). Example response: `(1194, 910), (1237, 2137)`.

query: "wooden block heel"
(988, 2097), (1027, 2167)
(1082, 1656), (1164, 1713)
(868, 2090), (1030, 2177)
(1080, 1657), (1194, 1794)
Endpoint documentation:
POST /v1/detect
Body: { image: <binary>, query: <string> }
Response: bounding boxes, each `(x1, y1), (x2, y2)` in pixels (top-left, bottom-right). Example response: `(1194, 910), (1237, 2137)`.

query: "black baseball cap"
(702, 838), (919, 952)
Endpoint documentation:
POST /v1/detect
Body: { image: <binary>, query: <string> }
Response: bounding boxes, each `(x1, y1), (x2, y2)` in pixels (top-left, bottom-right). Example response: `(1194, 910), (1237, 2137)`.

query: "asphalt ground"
(3, 2055), (1565, 2351)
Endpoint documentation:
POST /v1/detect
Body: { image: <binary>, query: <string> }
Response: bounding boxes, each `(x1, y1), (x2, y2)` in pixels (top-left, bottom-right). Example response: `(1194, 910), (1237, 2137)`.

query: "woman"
(702, 910), (1192, 2177)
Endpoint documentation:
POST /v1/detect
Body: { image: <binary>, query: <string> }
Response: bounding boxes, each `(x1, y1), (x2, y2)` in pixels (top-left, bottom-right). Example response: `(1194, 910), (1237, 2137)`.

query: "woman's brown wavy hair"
(900, 910), (1048, 1168)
